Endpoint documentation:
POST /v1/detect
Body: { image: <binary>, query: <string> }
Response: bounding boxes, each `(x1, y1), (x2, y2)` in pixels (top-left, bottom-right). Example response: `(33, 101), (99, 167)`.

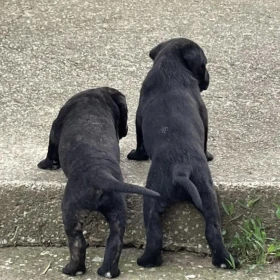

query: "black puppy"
(38, 87), (160, 278)
(127, 38), (239, 268)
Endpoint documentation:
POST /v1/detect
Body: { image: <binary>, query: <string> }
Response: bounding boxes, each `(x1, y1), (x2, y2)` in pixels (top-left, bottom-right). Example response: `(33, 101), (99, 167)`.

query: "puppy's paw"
(38, 158), (60, 170)
(137, 252), (163, 268)
(212, 255), (240, 269)
(127, 149), (149, 161)
(62, 262), (86, 276)
(97, 265), (120, 278)
(206, 151), (214, 162)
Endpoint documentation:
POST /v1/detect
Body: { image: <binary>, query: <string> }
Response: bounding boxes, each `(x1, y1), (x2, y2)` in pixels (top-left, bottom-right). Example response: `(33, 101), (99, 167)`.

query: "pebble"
(92, 256), (103, 262)
(185, 275), (196, 279)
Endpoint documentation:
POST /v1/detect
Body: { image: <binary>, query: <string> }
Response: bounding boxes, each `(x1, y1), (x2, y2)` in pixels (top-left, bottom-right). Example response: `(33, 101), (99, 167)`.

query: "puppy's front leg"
(97, 196), (126, 278)
(127, 113), (149, 161)
(205, 126), (214, 162)
(38, 120), (61, 170)
(199, 104), (213, 162)
(137, 197), (163, 268)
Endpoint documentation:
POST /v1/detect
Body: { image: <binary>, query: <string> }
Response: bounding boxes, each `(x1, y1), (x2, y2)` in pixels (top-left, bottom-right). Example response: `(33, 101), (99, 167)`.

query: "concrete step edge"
(1, 180), (279, 253)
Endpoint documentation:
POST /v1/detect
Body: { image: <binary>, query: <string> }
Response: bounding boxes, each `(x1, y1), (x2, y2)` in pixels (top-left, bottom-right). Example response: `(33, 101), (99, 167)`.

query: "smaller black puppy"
(127, 38), (239, 268)
(38, 87), (160, 278)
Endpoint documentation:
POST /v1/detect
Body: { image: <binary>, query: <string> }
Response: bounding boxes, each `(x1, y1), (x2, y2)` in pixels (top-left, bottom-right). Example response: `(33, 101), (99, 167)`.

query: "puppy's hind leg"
(61, 182), (87, 276)
(97, 194), (126, 278)
(38, 119), (61, 170)
(193, 175), (239, 268)
(137, 196), (164, 268)
(127, 112), (149, 161)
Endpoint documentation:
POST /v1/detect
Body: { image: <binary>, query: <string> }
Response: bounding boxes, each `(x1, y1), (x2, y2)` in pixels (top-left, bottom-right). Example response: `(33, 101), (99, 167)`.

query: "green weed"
(222, 202), (280, 270)
(226, 253), (237, 270)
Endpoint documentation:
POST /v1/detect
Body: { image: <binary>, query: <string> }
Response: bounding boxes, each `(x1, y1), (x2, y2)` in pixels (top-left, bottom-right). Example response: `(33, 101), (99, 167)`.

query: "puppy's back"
(58, 89), (120, 176)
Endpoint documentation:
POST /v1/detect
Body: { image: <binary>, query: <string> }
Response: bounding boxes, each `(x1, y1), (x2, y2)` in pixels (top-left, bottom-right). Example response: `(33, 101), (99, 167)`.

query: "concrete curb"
(1, 180), (279, 254)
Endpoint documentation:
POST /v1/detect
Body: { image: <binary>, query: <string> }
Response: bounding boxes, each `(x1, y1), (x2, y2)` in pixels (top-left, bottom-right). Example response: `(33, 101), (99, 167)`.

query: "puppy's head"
(149, 38), (209, 91)
(106, 88), (128, 139)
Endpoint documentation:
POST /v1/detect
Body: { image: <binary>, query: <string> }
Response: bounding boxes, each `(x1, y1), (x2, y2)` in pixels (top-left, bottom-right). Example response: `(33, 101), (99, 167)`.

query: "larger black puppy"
(38, 87), (160, 278)
(127, 38), (239, 268)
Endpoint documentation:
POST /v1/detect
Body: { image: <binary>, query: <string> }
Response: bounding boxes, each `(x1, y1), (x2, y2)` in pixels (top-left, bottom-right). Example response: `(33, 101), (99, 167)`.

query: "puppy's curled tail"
(172, 165), (203, 212)
(98, 173), (160, 198)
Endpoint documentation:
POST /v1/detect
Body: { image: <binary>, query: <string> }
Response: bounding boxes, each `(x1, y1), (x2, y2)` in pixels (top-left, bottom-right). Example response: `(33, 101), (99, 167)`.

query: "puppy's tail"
(172, 165), (203, 212)
(97, 173), (160, 198)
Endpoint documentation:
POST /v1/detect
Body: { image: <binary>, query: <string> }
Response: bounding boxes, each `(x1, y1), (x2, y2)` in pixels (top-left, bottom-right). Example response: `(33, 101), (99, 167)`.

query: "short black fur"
(127, 38), (239, 268)
(38, 87), (159, 278)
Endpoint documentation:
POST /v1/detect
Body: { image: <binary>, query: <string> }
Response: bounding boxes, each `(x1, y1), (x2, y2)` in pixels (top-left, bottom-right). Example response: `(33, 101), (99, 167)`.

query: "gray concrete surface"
(0, 0), (280, 259)
(1, 247), (280, 280)
(1, 0), (279, 184)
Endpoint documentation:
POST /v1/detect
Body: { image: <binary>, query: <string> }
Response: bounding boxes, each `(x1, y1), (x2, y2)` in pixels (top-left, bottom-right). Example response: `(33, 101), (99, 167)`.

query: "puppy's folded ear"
(181, 44), (210, 91)
(149, 42), (165, 60)
(108, 90), (128, 139)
